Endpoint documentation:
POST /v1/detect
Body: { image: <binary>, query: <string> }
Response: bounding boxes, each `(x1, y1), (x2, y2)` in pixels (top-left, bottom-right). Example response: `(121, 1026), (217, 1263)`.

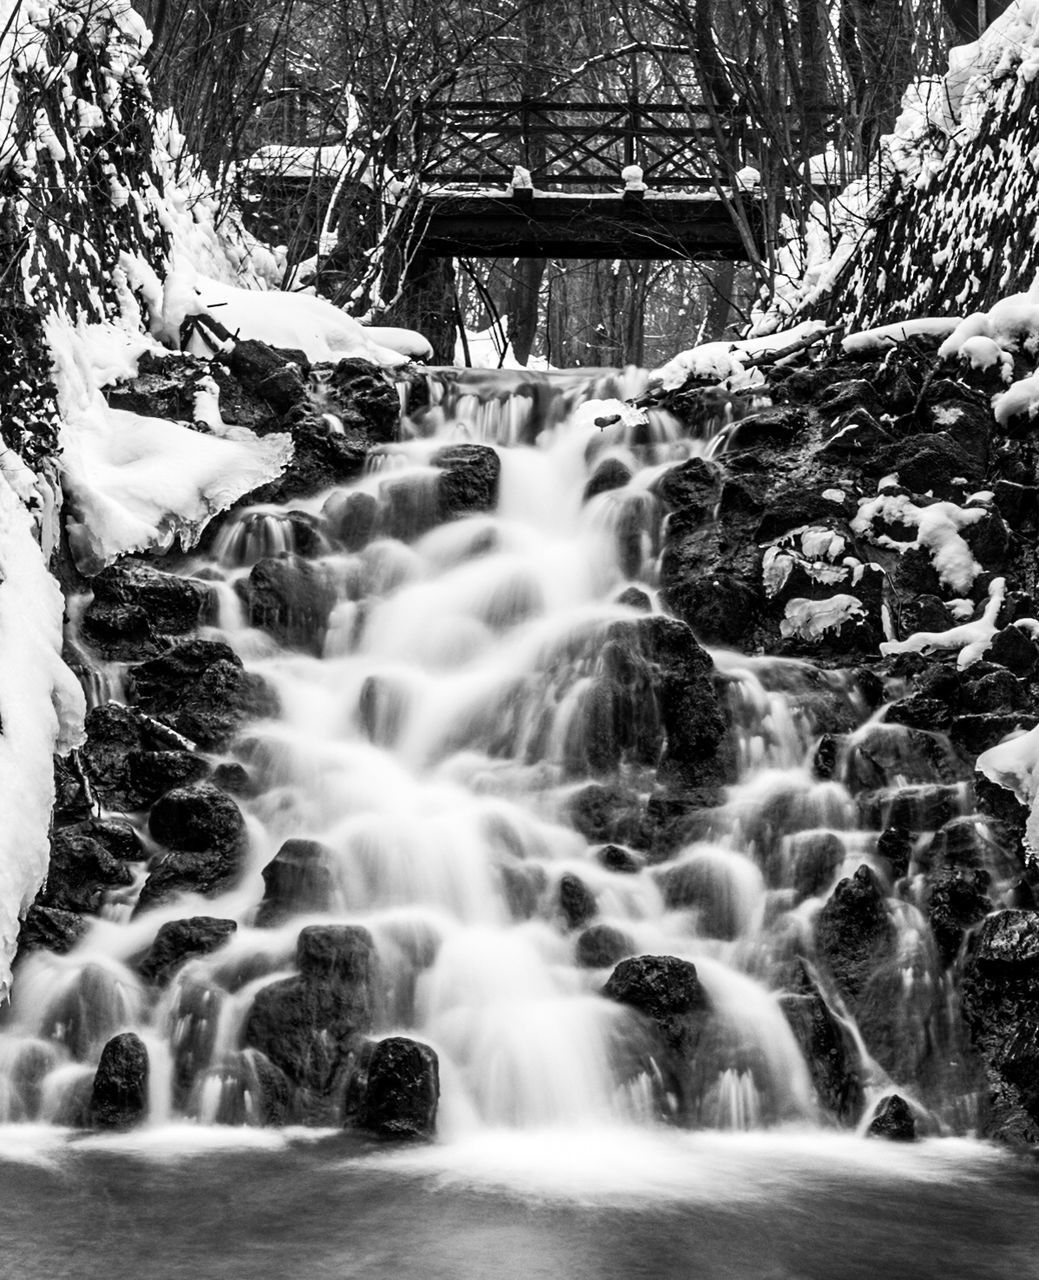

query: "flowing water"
(0, 365), (1030, 1276)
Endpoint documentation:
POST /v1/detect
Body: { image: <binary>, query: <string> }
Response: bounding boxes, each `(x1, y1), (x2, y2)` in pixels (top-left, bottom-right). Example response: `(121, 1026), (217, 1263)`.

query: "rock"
(323, 489), (379, 551)
(244, 925), (377, 1114)
(357, 1037), (439, 1139)
(38, 826), (134, 914)
(500, 862), (547, 921)
(137, 917), (238, 986)
(876, 826), (912, 880)
(866, 1093), (917, 1141)
(139, 785), (247, 909)
(814, 865), (894, 1003)
(897, 594), (951, 638)
(818, 408), (893, 459)
(88, 1032), (149, 1130)
(927, 869), (991, 967)
(603, 954), (708, 1027)
(596, 844), (643, 873)
(226, 338), (308, 412)
(237, 555), (338, 653)
(81, 561), (209, 660)
(16, 905), (87, 958)
(326, 357), (401, 443)
(881, 432), (984, 497)
(128, 750), (211, 807)
(432, 444), (501, 519)
(81, 702), (198, 812)
(725, 405), (807, 450)
(961, 911), (1039, 1141)
(583, 458), (632, 502)
(959, 668), (1025, 714)
(993, 479), (1039, 534)
(754, 490), (847, 541)
(651, 456), (719, 516)
(558, 873), (596, 930)
(250, 416), (368, 503)
(255, 839), (334, 926)
(658, 858), (749, 939)
(985, 625), (1039, 677)
(663, 570), (759, 647)
(615, 586), (651, 611)
(128, 638), (279, 749)
(566, 782), (644, 846)
(779, 969), (863, 1123)
(815, 378), (883, 419)
(575, 924), (633, 968)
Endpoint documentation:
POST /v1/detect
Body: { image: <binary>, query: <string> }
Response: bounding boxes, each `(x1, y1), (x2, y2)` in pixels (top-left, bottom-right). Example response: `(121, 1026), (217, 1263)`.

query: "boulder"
(725, 405), (807, 450)
(927, 869), (991, 968)
(814, 865), (894, 1004)
(651, 456), (720, 517)
(325, 356), (401, 443)
(357, 1037), (439, 1139)
(322, 489), (379, 551)
(255, 839), (335, 926)
(566, 782), (644, 846)
(244, 925), (378, 1118)
(137, 917), (238, 986)
(16, 905), (87, 958)
(575, 924), (634, 969)
(81, 702), (199, 812)
(128, 638), (279, 749)
(558, 873), (596, 930)
(779, 967), (863, 1123)
(226, 338), (308, 412)
(236, 555), (338, 653)
(37, 826), (135, 916)
(985, 625), (1039, 677)
(603, 954), (708, 1031)
(139, 785), (247, 909)
(866, 1093), (917, 1141)
(817, 408), (893, 459)
(432, 443), (501, 520)
(88, 1032), (149, 1130)
(81, 561), (209, 660)
(583, 458), (632, 502)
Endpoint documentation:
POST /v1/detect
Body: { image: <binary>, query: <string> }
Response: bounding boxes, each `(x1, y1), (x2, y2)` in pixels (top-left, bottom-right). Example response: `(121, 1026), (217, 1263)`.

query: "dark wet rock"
(211, 762), (255, 796)
(583, 458), (632, 502)
(663, 568), (759, 648)
(897, 594), (951, 638)
(596, 844), (643, 874)
(225, 339), (308, 413)
(53, 754), (91, 826)
(16, 905), (87, 958)
(604, 954), (708, 1029)
(81, 702), (200, 812)
(952, 712), (1039, 756)
(817, 408), (893, 459)
(255, 415), (368, 504)
(884, 694), (954, 733)
(325, 356), (401, 444)
(815, 865), (894, 1004)
(566, 782), (644, 846)
(615, 586), (651, 611)
(38, 825), (134, 914)
(920, 397), (992, 465)
(927, 868), (991, 967)
(962, 911), (1039, 1143)
(876, 826), (912, 880)
(658, 859), (747, 939)
(432, 444), (501, 520)
(816, 378), (883, 418)
(717, 476), (764, 517)
(81, 561), (209, 661)
(89, 1032), (149, 1130)
(236, 555), (338, 653)
(725, 405), (806, 450)
(779, 967), (863, 1124)
(985, 625), (1039, 677)
(962, 507), (1009, 567)
(785, 831), (845, 899)
(558, 873), (596, 930)
(959, 668), (1025, 714)
(256, 839), (334, 926)
(128, 750), (210, 807)
(993, 480), (1039, 534)
(575, 924), (634, 968)
(137, 917), (238, 986)
(881, 432), (984, 497)
(861, 784), (962, 835)
(322, 489), (379, 551)
(357, 1037), (439, 1139)
(244, 925), (377, 1115)
(651, 456), (720, 516)
(128, 638), (279, 749)
(754, 490), (846, 541)
(139, 785), (247, 909)
(866, 1094), (917, 1141)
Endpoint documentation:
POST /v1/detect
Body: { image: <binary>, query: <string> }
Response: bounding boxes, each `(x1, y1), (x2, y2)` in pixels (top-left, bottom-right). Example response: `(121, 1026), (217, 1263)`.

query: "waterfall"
(0, 366), (999, 1137)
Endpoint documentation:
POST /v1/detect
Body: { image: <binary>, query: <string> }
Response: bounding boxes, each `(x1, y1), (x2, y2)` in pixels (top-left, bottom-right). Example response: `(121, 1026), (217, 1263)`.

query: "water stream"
(0, 365), (1027, 1274)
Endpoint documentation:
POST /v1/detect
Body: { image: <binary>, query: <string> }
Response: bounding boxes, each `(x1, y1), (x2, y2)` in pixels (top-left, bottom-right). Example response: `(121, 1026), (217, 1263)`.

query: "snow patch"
(880, 576), (1005, 668)
(779, 595), (866, 640)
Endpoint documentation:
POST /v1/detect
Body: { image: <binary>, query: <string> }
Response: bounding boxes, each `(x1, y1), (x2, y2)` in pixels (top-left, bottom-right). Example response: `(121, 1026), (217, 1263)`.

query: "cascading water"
(0, 365), (1003, 1143)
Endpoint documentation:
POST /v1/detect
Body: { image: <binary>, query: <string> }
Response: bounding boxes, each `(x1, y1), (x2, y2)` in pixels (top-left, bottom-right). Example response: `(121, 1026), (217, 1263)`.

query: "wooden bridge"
(413, 99), (766, 261)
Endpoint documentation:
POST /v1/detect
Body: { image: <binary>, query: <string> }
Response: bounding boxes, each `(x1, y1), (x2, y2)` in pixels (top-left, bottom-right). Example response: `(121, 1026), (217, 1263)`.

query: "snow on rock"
(650, 320), (829, 392)
(851, 489), (987, 594)
(994, 369), (1039, 423)
(182, 277), (413, 368)
(0, 472), (86, 1000)
(842, 317), (961, 353)
(363, 326), (434, 362)
(976, 719), (1039, 859)
(779, 594), (866, 640)
(47, 317), (293, 572)
(880, 576), (1006, 668)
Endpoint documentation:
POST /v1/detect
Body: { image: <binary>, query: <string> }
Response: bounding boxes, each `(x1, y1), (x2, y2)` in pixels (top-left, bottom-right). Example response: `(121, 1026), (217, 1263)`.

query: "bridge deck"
(418, 189), (759, 261)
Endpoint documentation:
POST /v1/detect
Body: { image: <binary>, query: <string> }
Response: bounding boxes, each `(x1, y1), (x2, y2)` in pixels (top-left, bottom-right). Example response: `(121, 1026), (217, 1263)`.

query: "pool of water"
(2, 1127), (1036, 1280)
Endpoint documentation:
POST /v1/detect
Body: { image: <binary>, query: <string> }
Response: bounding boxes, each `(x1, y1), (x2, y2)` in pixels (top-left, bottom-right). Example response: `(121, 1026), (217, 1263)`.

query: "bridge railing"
(415, 100), (754, 189)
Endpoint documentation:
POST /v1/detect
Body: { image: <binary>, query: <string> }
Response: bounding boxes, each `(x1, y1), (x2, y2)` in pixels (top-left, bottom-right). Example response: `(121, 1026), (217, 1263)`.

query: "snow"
(842, 317), (961, 353)
(851, 490), (987, 594)
(0, 472), (86, 1001)
(182, 277), (414, 368)
(779, 594), (866, 640)
(994, 369), (1039, 423)
(650, 320), (829, 392)
(45, 317), (293, 573)
(363, 326), (434, 362)
(976, 719), (1039, 859)
(880, 576), (1006, 667)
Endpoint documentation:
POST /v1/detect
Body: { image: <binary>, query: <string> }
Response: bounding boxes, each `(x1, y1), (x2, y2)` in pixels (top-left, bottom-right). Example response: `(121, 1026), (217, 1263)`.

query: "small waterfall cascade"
(0, 368), (1003, 1137)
